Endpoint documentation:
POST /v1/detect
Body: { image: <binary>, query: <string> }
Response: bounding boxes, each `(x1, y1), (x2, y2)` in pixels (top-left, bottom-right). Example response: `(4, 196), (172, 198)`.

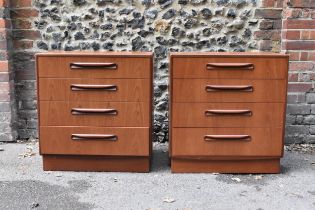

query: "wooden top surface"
(170, 52), (289, 58)
(36, 51), (153, 57)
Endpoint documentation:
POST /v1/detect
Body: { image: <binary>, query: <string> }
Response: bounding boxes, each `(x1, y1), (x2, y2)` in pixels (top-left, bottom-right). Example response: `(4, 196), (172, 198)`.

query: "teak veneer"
(36, 51), (153, 172)
(170, 52), (289, 173)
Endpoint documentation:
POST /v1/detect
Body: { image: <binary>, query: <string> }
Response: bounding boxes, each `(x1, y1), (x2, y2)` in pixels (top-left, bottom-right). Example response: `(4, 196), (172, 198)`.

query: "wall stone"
(30, 0), (259, 142)
(282, 0), (315, 144)
(1, 0), (313, 144)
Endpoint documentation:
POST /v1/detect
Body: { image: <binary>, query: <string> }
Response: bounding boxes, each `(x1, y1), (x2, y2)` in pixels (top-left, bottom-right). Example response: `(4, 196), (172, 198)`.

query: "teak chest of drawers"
(170, 52), (289, 173)
(36, 52), (153, 172)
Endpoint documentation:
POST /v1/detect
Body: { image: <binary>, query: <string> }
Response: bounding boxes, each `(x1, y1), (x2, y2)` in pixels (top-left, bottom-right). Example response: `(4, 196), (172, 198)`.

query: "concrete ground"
(0, 141), (314, 210)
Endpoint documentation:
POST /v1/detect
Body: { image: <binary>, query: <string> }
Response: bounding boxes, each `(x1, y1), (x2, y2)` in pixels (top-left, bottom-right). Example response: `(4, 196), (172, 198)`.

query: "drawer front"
(39, 101), (149, 126)
(37, 56), (151, 78)
(172, 103), (284, 127)
(172, 128), (283, 157)
(39, 78), (150, 102)
(173, 79), (286, 103)
(172, 57), (288, 79)
(40, 127), (149, 156)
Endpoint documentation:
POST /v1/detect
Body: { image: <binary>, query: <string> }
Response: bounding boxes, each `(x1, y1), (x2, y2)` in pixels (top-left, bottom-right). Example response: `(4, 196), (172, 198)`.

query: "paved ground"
(0, 141), (314, 210)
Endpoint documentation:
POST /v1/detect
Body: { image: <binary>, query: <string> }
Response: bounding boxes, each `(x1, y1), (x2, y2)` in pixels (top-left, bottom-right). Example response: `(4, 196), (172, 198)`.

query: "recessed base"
(171, 158), (280, 173)
(43, 155), (150, 172)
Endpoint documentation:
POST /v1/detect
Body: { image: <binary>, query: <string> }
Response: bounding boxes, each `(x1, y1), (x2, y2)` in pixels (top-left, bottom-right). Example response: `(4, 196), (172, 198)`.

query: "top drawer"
(37, 56), (151, 79)
(171, 56), (288, 79)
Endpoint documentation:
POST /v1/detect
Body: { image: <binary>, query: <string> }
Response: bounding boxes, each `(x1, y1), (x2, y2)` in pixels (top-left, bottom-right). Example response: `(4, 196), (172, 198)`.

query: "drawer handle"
(71, 134), (117, 141)
(71, 84), (118, 91)
(206, 85), (253, 92)
(71, 108), (118, 115)
(204, 135), (251, 141)
(205, 109), (252, 116)
(70, 62), (118, 70)
(206, 63), (254, 70)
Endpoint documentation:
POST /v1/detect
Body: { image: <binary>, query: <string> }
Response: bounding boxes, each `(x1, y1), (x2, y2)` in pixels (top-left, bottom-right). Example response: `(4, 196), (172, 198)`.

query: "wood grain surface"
(39, 78), (150, 102)
(172, 127), (283, 157)
(172, 57), (288, 79)
(37, 56), (151, 78)
(172, 102), (284, 127)
(40, 101), (149, 127)
(172, 79), (287, 102)
(40, 127), (149, 156)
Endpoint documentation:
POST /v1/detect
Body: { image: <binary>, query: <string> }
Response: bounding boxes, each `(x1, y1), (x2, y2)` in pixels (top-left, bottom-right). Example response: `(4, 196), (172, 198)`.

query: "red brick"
(10, 0), (32, 8)
(13, 40), (33, 49)
(0, 61), (8, 72)
(0, 92), (10, 101)
(0, 0), (10, 7)
(0, 83), (10, 92)
(289, 51), (300, 60)
(0, 51), (9, 61)
(289, 0), (315, 8)
(254, 30), (281, 41)
(12, 30), (41, 40)
(0, 72), (9, 82)
(288, 83), (312, 92)
(11, 19), (31, 29)
(300, 52), (309, 60)
(286, 41), (315, 50)
(288, 73), (299, 81)
(290, 61), (315, 71)
(284, 20), (315, 29)
(0, 19), (11, 28)
(0, 40), (7, 50)
(262, 0), (276, 7)
(259, 40), (273, 51)
(301, 30), (315, 40)
(255, 9), (283, 19)
(10, 9), (38, 19)
(284, 30), (300, 39)
(275, 0), (284, 7)
(309, 52), (315, 60)
(0, 29), (8, 40)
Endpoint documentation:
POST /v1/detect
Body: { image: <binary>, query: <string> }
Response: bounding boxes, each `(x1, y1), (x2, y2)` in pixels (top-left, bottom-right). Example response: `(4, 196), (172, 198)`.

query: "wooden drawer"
(171, 56), (288, 79)
(39, 101), (149, 127)
(172, 127), (283, 157)
(39, 78), (150, 102)
(40, 126), (149, 156)
(172, 79), (286, 103)
(37, 56), (151, 78)
(172, 102), (284, 127)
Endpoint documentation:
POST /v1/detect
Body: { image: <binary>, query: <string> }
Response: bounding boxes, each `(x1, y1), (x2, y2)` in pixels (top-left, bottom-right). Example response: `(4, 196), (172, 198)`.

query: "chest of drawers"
(36, 52), (153, 172)
(170, 52), (289, 173)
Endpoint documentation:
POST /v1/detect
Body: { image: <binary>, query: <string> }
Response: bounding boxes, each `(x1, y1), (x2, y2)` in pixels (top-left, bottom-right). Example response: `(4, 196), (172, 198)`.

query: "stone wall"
(282, 0), (315, 144)
(0, 0), (17, 141)
(0, 0), (314, 143)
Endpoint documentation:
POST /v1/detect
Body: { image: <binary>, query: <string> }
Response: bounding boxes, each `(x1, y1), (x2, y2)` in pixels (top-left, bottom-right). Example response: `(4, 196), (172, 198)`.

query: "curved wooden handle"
(204, 135), (251, 141)
(70, 62), (117, 69)
(71, 84), (118, 91)
(71, 108), (118, 115)
(205, 109), (252, 116)
(206, 63), (254, 70)
(71, 134), (117, 141)
(206, 85), (253, 92)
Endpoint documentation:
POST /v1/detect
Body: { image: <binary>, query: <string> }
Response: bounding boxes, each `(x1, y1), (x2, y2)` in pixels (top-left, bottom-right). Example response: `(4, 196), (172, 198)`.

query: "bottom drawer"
(40, 127), (149, 156)
(172, 127), (283, 157)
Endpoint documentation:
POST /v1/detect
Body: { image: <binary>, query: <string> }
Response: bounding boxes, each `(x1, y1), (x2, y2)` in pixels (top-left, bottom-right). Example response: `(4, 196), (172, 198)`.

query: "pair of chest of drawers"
(170, 52), (289, 173)
(36, 52), (153, 172)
